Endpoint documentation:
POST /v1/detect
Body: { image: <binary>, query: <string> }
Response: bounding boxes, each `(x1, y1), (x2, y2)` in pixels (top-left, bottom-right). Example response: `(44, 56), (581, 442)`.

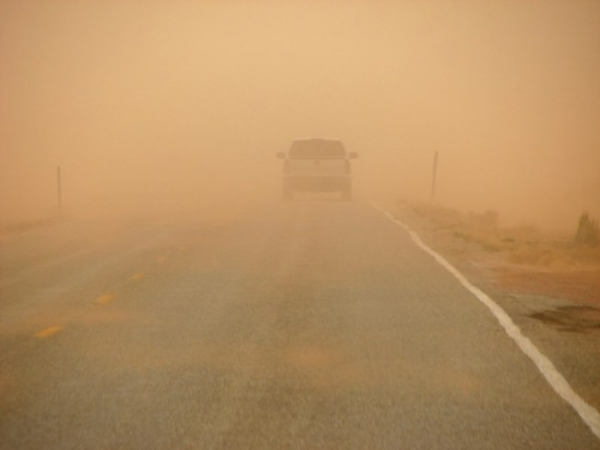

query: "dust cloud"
(1, 1), (599, 231)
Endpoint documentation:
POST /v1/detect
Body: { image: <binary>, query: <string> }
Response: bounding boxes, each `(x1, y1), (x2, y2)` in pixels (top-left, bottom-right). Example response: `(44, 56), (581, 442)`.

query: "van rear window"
(289, 140), (346, 159)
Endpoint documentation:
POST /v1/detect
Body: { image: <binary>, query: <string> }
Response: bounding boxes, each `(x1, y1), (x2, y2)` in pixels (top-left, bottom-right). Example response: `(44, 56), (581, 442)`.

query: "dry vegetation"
(0, 215), (63, 238)
(403, 202), (600, 306)
(409, 203), (600, 268)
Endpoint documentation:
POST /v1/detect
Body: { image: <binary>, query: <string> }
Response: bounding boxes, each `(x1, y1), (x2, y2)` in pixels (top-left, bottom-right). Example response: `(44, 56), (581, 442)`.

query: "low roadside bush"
(575, 212), (599, 246)
(468, 209), (499, 231)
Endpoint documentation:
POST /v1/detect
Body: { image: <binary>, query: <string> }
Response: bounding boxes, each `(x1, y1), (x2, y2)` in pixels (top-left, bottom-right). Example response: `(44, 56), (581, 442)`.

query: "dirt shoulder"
(392, 201), (600, 419)
(394, 202), (600, 311)
(386, 200), (600, 446)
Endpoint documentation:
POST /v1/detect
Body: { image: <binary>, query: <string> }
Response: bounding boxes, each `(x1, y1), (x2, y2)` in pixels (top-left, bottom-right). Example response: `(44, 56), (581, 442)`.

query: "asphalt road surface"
(1, 201), (599, 449)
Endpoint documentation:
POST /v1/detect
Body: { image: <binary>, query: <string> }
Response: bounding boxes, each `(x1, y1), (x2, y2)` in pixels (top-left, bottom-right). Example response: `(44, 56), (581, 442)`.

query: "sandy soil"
(489, 266), (600, 307)
(395, 203), (600, 309)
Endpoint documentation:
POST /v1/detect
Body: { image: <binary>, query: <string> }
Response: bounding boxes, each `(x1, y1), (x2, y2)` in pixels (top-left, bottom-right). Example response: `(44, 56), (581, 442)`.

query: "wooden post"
(57, 166), (62, 214)
(430, 151), (439, 203)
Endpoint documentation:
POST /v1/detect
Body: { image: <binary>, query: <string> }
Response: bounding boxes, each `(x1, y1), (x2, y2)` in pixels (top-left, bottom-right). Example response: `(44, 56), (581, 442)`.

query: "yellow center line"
(130, 272), (145, 281)
(95, 294), (115, 305)
(33, 325), (63, 338)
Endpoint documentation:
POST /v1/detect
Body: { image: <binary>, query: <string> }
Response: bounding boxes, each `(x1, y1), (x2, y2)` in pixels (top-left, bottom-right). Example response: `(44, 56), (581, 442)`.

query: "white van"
(277, 138), (358, 200)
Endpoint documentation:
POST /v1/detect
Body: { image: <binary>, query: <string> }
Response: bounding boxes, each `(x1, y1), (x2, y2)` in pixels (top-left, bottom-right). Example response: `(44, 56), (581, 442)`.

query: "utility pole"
(430, 151), (439, 203)
(57, 166), (62, 216)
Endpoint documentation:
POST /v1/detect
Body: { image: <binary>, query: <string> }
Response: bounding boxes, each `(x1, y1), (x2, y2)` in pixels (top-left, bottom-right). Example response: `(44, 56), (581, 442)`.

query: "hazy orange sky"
(1, 0), (599, 230)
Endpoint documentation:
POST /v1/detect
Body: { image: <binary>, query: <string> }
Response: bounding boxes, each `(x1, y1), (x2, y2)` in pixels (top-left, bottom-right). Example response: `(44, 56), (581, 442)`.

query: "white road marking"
(374, 204), (600, 440)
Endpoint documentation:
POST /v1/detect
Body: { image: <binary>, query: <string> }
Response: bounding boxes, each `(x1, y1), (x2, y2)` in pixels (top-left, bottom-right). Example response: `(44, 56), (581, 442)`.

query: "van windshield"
(289, 140), (346, 159)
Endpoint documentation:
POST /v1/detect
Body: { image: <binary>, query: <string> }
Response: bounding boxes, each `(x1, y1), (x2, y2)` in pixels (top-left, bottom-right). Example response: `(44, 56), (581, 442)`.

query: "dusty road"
(1, 201), (599, 449)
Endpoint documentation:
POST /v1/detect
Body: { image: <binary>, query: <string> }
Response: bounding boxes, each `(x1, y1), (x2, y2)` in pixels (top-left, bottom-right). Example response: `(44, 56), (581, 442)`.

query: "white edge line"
(372, 203), (600, 440)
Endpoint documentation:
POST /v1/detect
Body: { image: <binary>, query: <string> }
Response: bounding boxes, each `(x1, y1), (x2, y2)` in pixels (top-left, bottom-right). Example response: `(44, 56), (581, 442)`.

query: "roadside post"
(57, 165), (62, 217)
(430, 151), (439, 203)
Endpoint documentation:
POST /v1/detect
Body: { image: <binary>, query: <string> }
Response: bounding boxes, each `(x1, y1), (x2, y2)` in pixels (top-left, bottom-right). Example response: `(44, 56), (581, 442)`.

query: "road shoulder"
(390, 203), (600, 433)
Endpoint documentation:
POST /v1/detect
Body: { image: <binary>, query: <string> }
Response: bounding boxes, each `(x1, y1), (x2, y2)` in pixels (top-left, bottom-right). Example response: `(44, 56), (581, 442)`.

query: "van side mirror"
(348, 152), (358, 159)
(276, 152), (286, 159)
